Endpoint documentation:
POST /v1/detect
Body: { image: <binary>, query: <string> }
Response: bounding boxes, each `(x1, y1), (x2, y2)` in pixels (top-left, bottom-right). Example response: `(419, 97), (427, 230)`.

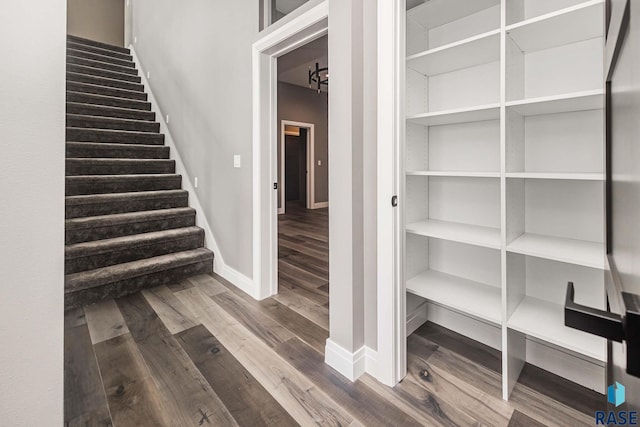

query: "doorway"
(279, 121), (314, 213)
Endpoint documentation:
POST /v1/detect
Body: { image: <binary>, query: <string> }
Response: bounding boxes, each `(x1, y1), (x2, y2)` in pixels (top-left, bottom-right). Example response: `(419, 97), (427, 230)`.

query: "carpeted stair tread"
(67, 91), (151, 111)
(67, 55), (139, 75)
(66, 102), (154, 121)
(65, 227), (205, 274)
(66, 173), (182, 195)
(67, 81), (147, 101)
(65, 189), (188, 218)
(67, 64), (141, 83)
(67, 48), (135, 68)
(66, 127), (164, 145)
(65, 248), (213, 293)
(65, 207), (196, 244)
(67, 35), (130, 54)
(66, 142), (169, 159)
(66, 158), (175, 176)
(67, 72), (144, 92)
(66, 114), (159, 133)
(67, 41), (132, 61)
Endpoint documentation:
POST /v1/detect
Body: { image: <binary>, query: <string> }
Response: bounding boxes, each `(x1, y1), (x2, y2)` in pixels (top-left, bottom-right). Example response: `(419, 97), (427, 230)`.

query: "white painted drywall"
(0, 1), (66, 424)
(131, 0), (259, 278)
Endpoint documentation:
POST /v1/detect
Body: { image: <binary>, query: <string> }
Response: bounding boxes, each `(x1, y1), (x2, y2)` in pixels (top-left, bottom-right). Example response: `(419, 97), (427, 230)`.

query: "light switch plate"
(234, 155), (241, 168)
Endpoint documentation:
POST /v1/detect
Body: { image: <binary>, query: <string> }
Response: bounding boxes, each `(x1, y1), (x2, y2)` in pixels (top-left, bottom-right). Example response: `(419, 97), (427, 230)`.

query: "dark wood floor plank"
(64, 313), (113, 427)
(411, 335), (503, 399)
(273, 287), (329, 330)
(405, 348), (512, 426)
(414, 322), (502, 374)
(176, 325), (298, 427)
(508, 410), (547, 427)
(116, 293), (239, 426)
(279, 276), (329, 305)
(275, 337), (424, 427)
(141, 285), (199, 334)
(84, 300), (130, 344)
(210, 290), (295, 348)
(216, 272), (329, 353)
(175, 285), (356, 426)
(93, 334), (170, 427)
(518, 364), (605, 415)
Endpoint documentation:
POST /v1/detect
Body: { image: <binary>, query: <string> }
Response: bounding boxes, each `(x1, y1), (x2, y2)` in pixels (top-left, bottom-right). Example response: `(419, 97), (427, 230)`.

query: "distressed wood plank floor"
(65, 203), (604, 426)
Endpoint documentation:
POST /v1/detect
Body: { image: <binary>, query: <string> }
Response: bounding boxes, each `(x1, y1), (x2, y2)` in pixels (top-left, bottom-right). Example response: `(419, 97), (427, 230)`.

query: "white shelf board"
(407, 30), (500, 76)
(408, 171), (500, 178)
(407, 104), (500, 127)
(406, 219), (501, 249)
(407, 269), (501, 324)
(407, 0), (500, 30)
(508, 296), (606, 361)
(507, 233), (604, 269)
(506, 90), (604, 116)
(506, 0), (605, 53)
(506, 172), (604, 181)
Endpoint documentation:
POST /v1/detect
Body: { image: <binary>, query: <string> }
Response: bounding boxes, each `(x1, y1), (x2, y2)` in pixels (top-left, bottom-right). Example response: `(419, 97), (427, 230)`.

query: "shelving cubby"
(404, 0), (606, 398)
(406, 234), (503, 331)
(505, 254), (606, 391)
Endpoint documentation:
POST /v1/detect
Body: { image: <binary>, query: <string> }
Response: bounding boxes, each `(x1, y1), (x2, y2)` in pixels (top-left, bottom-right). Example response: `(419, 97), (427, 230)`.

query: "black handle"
(564, 282), (624, 342)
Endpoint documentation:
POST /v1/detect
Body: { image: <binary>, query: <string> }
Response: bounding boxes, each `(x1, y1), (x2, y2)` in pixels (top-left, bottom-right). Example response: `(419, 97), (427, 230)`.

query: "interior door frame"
(252, 1), (328, 300)
(279, 120), (315, 213)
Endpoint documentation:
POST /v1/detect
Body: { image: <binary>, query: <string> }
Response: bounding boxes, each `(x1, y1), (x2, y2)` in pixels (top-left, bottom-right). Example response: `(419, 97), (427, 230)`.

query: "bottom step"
(64, 248), (213, 310)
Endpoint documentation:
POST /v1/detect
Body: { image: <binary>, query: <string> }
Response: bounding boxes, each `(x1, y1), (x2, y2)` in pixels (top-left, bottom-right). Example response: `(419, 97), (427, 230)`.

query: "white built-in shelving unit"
(404, 0), (606, 398)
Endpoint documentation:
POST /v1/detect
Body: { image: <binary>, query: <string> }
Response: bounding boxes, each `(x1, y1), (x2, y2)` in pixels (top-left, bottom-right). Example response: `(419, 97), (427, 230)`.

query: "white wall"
(131, 0), (259, 278)
(0, 1), (66, 425)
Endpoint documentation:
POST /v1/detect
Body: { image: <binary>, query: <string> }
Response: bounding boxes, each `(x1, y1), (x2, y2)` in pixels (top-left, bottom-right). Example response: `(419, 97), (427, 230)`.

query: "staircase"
(65, 35), (214, 310)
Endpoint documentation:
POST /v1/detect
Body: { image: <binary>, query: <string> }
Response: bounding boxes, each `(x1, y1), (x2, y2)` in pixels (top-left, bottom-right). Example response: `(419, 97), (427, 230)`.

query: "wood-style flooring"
(65, 203), (605, 426)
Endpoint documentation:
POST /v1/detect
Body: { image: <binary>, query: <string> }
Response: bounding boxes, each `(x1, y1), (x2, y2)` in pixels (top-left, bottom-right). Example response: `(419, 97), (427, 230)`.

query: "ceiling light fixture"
(308, 62), (328, 94)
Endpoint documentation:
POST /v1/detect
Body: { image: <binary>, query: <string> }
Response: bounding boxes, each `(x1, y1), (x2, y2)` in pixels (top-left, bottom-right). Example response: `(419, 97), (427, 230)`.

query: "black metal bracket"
(391, 195), (398, 207)
(565, 282), (624, 342)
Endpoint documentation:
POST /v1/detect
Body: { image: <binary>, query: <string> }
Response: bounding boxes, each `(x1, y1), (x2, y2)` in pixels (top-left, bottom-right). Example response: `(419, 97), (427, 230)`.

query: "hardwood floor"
(64, 203), (605, 426)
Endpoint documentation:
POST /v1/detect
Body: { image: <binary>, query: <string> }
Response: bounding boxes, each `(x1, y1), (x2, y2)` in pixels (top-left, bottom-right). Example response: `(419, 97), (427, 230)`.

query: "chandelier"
(308, 62), (328, 94)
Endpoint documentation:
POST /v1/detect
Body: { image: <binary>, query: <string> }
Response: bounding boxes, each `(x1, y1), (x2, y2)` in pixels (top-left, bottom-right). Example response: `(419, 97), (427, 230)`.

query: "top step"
(67, 35), (130, 55)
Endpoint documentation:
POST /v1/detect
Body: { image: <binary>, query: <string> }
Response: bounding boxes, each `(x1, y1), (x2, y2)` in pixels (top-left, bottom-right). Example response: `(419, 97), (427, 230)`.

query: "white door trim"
(376, 0), (406, 386)
(252, 1), (328, 300)
(279, 120), (315, 214)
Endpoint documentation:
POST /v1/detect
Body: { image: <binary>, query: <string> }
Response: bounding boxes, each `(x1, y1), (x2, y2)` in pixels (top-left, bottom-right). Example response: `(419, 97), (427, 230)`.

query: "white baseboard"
(312, 201), (328, 209)
(129, 47), (225, 275)
(364, 347), (378, 379)
(221, 264), (256, 299)
(325, 339), (367, 381)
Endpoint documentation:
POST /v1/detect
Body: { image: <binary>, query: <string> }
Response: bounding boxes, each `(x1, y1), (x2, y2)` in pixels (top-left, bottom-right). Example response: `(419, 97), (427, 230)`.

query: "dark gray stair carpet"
(65, 189), (189, 219)
(67, 72), (144, 92)
(66, 102), (154, 121)
(65, 208), (197, 245)
(65, 227), (205, 274)
(66, 114), (159, 133)
(66, 142), (169, 160)
(67, 63), (142, 83)
(64, 248), (213, 310)
(64, 34), (213, 310)
(67, 48), (135, 68)
(67, 55), (139, 75)
(67, 91), (151, 111)
(67, 41), (133, 61)
(67, 34), (130, 54)
(66, 158), (175, 176)
(67, 81), (147, 101)
(66, 174), (182, 196)
(66, 127), (164, 145)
